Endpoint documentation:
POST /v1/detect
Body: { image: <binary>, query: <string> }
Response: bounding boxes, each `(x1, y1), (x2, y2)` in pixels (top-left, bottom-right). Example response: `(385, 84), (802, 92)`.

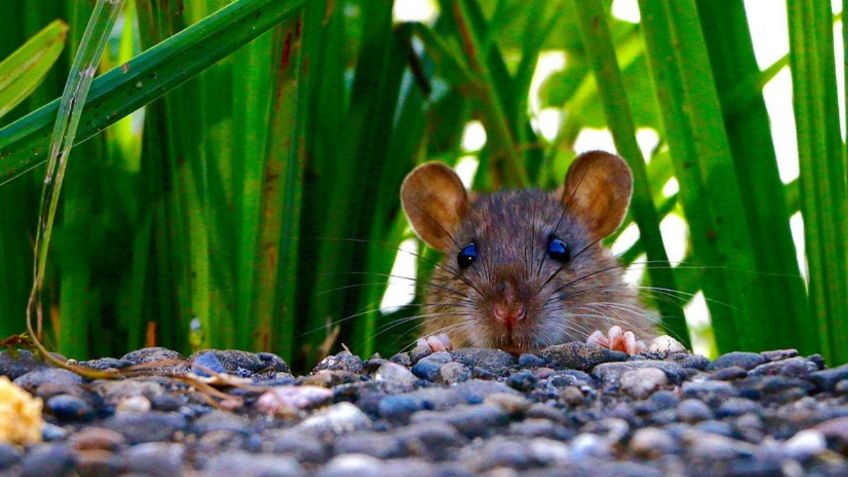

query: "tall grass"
(0, 0), (845, 367)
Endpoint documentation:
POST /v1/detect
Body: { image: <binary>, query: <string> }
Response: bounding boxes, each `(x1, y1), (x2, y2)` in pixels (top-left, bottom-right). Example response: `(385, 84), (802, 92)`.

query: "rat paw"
(587, 325), (646, 355)
(416, 333), (453, 353)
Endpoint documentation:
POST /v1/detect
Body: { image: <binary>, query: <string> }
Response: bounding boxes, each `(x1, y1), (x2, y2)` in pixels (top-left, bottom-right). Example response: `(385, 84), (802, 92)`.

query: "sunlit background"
(382, 0), (846, 356)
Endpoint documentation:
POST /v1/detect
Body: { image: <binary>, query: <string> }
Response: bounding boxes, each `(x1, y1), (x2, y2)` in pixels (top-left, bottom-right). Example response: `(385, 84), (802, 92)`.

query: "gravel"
(0, 344), (845, 475)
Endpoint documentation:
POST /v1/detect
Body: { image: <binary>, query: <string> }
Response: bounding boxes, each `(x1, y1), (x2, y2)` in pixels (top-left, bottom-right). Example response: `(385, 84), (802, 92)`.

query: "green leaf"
(0, 0), (312, 183)
(0, 20), (68, 120)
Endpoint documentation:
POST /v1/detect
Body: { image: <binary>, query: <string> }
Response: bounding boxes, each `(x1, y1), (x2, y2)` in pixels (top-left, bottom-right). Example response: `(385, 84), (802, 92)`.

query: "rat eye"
(457, 242), (477, 269)
(547, 236), (570, 262)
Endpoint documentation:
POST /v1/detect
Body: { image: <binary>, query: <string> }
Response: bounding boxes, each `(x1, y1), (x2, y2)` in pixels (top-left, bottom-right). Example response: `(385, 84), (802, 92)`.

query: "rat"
(400, 150), (681, 356)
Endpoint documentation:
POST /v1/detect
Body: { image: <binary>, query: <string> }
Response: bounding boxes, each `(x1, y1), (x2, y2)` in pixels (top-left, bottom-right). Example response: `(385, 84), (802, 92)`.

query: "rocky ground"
(0, 342), (847, 476)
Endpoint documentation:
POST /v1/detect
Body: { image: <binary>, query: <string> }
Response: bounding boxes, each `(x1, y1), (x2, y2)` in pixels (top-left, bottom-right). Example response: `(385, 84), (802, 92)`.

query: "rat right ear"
(400, 162), (468, 252)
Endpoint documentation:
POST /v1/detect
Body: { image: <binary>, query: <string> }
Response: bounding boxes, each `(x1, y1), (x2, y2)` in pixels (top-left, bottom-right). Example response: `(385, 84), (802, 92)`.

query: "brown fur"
(401, 151), (657, 354)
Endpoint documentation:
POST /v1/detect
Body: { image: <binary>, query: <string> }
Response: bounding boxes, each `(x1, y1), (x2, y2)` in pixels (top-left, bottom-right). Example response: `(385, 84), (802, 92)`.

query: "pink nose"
(493, 303), (526, 328)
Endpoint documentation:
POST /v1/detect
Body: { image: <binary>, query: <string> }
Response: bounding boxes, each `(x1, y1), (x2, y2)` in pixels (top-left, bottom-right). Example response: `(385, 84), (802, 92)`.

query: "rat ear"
(401, 162), (468, 252)
(561, 150), (633, 240)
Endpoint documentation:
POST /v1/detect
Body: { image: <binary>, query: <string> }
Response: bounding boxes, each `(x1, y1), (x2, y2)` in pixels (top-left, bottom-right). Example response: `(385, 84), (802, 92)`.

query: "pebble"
(748, 356), (819, 378)
(518, 353), (547, 368)
(620, 367), (668, 399)
(677, 399), (713, 423)
(810, 363), (848, 391)
(122, 442), (184, 476)
(20, 444), (75, 477)
(375, 361), (418, 387)
(190, 351), (226, 376)
(707, 351), (766, 371)
(313, 350), (364, 374)
(1, 344), (846, 475)
(45, 394), (95, 421)
(630, 427), (679, 458)
(439, 362), (471, 384)
(256, 385), (333, 415)
(410, 403), (509, 438)
(540, 342), (628, 372)
(295, 402), (371, 435)
(102, 411), (187, 444)
(451, 348), (516, 372)
(0, 350), (45, 379)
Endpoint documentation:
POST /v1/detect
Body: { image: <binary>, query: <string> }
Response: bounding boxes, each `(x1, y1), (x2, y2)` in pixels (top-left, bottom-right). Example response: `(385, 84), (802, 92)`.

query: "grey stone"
(0, 350), (45, 379)
(122, 442), (184, 477)
(540, 342), (628, 372)
(593, 360), (684, 388)
(707, 352), (766, 371)
(748, 356), (819, 378)
(20, 444), (75, 477)
(102, 411), (187, 444)
(335, 431), (406, 459)
(374, 361), (418, 387)
(810, 364), (848, 391)
(203, 451), (303, 477)
(295, 402), (371, 435)
(451, 348), (515, 371)
(14, 368), (82, 392)
(393, 421), (467, 461)
(439, 362), (471, 384)
(313, 351), (364, 374)
(410, 403), (509, 438)
(677, 399), (713, 423)
(620, 367), (668, 399)
(45, 394), (94, 421)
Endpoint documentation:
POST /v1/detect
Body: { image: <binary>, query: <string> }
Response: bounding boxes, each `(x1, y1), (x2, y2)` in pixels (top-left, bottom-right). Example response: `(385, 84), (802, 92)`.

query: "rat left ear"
(561, 150), (633, 240)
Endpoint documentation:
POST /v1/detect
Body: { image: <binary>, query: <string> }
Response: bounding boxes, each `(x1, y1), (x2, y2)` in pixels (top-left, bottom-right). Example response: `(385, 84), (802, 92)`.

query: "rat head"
(401, 151), (639, 353)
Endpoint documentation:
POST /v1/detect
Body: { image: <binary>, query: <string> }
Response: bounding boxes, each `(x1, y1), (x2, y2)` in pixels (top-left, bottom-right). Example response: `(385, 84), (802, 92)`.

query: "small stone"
(0, 350), (45, 380)
(461, 437), (541, 471)
(20, 444), (75, 477)
(334, 431), (406, 459)
(715, 397), (762, 418)
(393, 421), (467, 461)
(484, 392), (530, 415)
(194, 410), (249, 434)
(102, 411), (187, 444)
(410, 403), (509, 438)
(810, 364), (848, 391)
(121, 347), (185, 366)
(439, 362), (471, 384)
(559, 386), (584, 406)
(313, 351), (364, 374)
(682, 430), (756, 460)
(650, 390), (679, 408)
(518, 353), (546, 368)
(761, 349), (799, 361)
(295, 402), (371, 435)
(570, 433), (612, 458)
(694, 420), (734, 437)
(42, 423), (69, 441)
(677, 399), (713, 423)
(150, 393), (185, 412)
(190, 351), (226, 377)
(94, 379), (164, 405)
(748, 356), (818, 378)
(620, 367), (668, 399)
(451, 348), (516, 372)
(122, 442), (184, 476)
(75, 449), (121, 477)
(410, 359), (442, 381)
(815, 416), (848, 451)
(45, 394), (94, 421)
(526, 403), (567, 424)
(378, 395), (427, 423)
(318, 454), (382, 477)
(540, 342), (628, 372)
(707, 352), (766, 371)
(116, 395), (151, 413)
(783, 429), (827, 460)
(453, 379), (519, 404)
(666, 353), (710, 370)
(390, 352), (412, 367)
(630, 427), (679, 458)
(593, 360), (684, 388)
(410, 343), (433, 363)
(507, 370), (538, 392)
(375, 361), (418, 387)
(648, 335), (687, 355)
(836, 379), (848, 395)
(256, 385), (333, 415)
(14, 368), (82, 393)
(269, 431), (329, 463)
(681, 380), (738, 406)
(70, 427), (126, 451)
(710, 366), (747, 381)
(0, 443), (21, 470)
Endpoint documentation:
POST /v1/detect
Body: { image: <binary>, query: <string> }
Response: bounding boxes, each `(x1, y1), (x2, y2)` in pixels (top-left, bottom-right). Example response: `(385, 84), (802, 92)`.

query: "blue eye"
(547, 236), (570, 262)
(457, 242), (477, 269)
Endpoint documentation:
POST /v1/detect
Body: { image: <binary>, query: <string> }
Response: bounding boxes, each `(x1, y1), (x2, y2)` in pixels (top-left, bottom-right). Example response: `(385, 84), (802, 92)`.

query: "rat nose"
(493, 302), (527, 329)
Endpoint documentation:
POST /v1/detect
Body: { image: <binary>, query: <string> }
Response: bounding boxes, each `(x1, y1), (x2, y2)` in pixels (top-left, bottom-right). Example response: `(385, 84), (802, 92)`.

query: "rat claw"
(586, 326), (646, 355)
(425, 334), (453, 352)
(587, 330), (608, 347)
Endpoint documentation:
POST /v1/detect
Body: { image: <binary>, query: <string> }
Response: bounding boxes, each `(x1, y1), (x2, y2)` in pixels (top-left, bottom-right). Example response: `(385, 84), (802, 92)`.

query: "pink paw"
(416, 333), (453, 352)
(587, 325), (646, 355)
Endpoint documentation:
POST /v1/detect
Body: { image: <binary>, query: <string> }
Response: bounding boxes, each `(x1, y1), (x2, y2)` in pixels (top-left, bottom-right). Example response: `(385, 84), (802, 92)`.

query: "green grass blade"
(0, 0), (312, 183)
(788, 0), (848, 363)
(696, 0), (811, 353)
(0, 20), (68, 120)
(638, 0), (769, 352)
(573, 1), (688, 346)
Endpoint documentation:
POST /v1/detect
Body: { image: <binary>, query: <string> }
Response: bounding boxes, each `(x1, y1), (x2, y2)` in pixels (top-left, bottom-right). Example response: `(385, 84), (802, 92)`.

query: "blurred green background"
(0, 0), (845, 369)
